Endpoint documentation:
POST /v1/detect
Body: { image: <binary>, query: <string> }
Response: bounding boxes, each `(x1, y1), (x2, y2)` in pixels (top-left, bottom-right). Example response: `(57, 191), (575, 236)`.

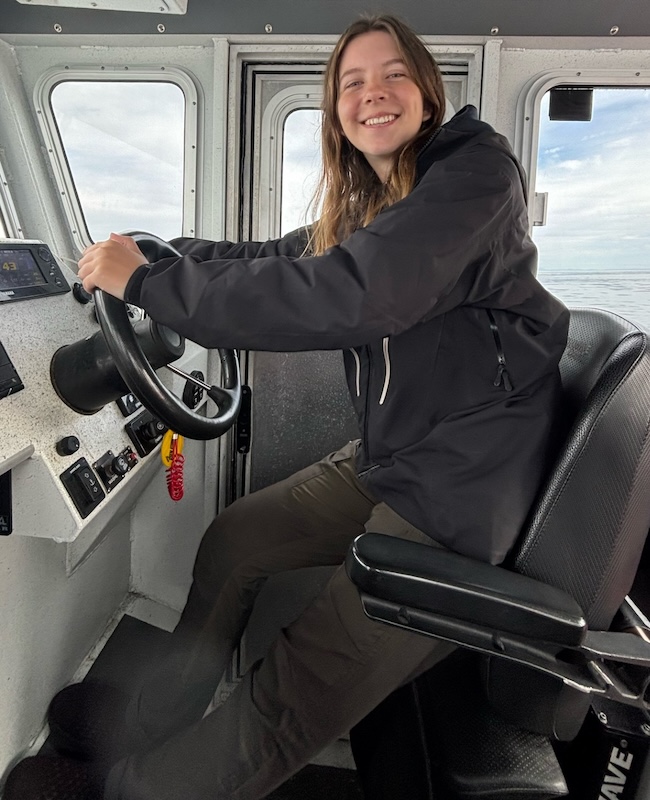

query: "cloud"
(556, 159), (583, 171)
(281, 109), (322, 234)
(534, 88), (650, 275)
(51, 81), (185, 241)
(53, 82), (185, 168)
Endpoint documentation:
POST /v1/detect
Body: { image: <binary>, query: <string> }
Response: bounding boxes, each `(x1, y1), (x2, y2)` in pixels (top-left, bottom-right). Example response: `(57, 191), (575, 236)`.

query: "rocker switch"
(60, 458), (106, 518)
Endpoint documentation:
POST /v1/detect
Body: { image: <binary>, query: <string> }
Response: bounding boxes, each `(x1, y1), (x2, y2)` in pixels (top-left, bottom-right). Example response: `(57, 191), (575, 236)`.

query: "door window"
(281, 109), (322, 235)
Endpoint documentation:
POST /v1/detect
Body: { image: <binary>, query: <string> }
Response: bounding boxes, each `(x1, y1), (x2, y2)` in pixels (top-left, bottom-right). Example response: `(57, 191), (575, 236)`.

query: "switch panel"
(93, 449), (132, 492)
(60, 458), (106, 518)
(125, 409), (167, 457)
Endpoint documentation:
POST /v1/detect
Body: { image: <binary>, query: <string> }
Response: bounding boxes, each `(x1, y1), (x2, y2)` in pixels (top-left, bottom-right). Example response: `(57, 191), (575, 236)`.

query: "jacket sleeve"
(167, 226), (311, 261)
(129, 144), (531, 351)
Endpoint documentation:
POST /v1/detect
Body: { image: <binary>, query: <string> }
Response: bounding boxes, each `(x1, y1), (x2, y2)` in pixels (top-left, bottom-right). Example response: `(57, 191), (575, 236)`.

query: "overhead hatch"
(15, 0), (188, 14)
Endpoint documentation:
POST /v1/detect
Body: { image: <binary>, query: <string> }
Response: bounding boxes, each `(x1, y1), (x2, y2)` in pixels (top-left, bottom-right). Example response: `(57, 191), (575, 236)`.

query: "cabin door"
(229, 57), (360, 502)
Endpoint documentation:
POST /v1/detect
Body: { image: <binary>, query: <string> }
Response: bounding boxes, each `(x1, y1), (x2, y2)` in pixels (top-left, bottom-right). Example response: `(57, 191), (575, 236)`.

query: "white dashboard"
(0, 239), (208, 548)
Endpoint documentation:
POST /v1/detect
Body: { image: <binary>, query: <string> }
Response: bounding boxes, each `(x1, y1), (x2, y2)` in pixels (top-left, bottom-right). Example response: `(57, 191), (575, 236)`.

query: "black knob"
(141, 420), (165, 442)
(110, 455), (129, 476)
(182, 370), (205, 409)
(56, 436), (80, 456)
(72, 282), (93, 305)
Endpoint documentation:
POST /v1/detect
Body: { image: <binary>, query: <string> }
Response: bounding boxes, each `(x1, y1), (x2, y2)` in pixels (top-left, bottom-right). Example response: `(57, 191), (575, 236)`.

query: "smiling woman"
(335, 31), (432, 182)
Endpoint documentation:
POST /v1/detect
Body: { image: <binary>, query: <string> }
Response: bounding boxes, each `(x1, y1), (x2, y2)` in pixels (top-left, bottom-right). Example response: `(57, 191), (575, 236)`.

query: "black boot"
(47, 682), (143, 765)
(3, 755), (104, 800)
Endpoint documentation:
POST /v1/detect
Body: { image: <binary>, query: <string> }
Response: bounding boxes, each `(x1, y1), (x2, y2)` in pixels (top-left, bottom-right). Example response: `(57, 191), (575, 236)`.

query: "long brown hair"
(310, 15), (446, 256)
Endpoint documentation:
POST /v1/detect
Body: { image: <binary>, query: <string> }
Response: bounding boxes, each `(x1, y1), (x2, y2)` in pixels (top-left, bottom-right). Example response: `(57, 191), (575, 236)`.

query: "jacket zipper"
(416, 126), (443, 159)
(379, 336), (391, 405)
(357, 128), (441, 464)
(486, 310), (513, 391)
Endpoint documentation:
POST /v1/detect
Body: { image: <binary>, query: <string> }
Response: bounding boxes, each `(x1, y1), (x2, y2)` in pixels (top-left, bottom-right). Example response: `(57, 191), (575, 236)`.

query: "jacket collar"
(415, 104), (494, 179)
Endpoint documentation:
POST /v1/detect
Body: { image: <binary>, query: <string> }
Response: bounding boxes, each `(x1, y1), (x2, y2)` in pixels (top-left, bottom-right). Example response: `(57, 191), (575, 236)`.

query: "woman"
(6, 14), (568, 800)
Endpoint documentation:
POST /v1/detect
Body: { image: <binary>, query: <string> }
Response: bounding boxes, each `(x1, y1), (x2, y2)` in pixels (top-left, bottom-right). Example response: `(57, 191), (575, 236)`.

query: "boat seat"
(347, 307), (650, 799)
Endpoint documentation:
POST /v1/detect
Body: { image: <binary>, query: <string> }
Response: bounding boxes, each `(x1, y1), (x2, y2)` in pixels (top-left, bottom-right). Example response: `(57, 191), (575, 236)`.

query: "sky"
(281, 109), (322, 235)
(51, 80), (185, 243)
(534, 88), (650, 275)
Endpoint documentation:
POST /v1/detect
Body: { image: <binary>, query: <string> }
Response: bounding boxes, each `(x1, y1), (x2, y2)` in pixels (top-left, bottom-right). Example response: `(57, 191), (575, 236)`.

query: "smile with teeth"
(363, 114), (397, 126)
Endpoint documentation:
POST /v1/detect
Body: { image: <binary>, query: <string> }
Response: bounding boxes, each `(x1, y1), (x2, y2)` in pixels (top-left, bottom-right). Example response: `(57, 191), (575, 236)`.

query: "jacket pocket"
(357, 463), (380, 479)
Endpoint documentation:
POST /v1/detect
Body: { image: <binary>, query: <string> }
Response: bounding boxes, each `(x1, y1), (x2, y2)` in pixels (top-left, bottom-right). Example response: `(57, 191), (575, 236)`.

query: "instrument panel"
(0, 241), (69, 302)
(0, 239), (207, 555)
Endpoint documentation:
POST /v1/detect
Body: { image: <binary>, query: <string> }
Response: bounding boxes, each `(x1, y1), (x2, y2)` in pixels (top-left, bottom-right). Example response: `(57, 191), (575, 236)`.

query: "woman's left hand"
(78, 232), (148, 300)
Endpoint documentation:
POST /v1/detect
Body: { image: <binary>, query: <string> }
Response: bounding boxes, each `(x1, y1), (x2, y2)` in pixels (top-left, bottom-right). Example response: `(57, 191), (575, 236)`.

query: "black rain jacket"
(125, 105), (569, 564)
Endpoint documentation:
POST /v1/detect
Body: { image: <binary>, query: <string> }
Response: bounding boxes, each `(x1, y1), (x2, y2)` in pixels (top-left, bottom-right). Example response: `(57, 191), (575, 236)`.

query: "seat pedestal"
(557, 698), (650, 799)
(350, 654), (568, 800)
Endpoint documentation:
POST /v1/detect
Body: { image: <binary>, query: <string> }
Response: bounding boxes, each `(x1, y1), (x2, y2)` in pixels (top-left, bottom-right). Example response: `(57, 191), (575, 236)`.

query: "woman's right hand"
(77, 233), (148, 300)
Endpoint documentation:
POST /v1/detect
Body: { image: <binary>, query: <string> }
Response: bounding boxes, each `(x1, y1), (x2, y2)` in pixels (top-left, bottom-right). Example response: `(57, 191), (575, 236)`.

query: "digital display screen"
(0, 249), (47, 291)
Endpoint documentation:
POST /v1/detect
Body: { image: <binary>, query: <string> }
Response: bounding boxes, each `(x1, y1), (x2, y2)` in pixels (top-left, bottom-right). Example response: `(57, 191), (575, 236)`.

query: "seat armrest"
(346, 533), (587, 647)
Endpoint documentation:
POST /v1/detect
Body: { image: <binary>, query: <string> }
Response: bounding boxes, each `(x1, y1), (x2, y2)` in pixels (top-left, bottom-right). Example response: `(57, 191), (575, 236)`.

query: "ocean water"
(539, 270), (650, 332)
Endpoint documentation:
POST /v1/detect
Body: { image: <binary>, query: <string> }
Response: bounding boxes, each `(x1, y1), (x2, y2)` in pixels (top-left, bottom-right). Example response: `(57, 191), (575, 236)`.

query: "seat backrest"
(486, 308), (650, 738)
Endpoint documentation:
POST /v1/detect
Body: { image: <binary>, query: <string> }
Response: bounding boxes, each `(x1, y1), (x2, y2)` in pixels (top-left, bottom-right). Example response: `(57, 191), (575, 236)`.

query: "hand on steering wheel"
(94, 232), (241, 441)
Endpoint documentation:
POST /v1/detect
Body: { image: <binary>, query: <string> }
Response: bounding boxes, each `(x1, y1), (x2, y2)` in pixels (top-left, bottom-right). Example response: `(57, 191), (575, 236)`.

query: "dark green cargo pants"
(105, 440), (455, 800)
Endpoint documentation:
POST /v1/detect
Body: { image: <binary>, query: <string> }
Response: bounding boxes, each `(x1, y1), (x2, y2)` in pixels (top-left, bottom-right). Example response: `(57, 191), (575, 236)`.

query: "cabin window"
(533, 87), (650, 327)
(47, 79), (189, 244)
(281, 109), (322, 235)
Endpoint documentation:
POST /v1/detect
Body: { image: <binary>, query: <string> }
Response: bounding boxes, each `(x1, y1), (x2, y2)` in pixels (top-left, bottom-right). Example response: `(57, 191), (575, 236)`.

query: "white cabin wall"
(0, 39), (76, 252)
(0, 516), (131, 777)
(125, 39), (230, 611)
(129, 395), (222, 612)
(0, 36), (134, 777)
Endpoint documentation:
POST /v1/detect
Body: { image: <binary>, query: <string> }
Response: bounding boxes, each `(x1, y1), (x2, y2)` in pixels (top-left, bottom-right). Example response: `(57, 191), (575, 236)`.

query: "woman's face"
(336, 30), (431, 182)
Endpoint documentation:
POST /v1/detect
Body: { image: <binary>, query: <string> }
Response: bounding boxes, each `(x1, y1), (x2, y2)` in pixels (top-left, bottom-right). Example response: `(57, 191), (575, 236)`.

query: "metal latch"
(532, 192), (548, 227)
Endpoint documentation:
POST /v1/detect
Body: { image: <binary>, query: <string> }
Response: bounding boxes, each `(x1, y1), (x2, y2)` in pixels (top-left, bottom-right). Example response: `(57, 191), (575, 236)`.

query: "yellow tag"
(161, 430), (184, 467)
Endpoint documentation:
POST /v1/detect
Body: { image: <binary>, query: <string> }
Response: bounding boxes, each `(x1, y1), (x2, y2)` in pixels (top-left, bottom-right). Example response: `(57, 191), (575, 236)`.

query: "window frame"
(0, 154), (23, 239)
(260, 83), (323, 239)
(34, 66), (199, 251)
